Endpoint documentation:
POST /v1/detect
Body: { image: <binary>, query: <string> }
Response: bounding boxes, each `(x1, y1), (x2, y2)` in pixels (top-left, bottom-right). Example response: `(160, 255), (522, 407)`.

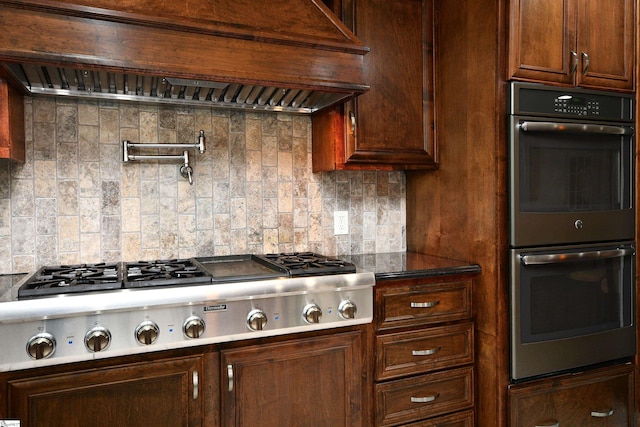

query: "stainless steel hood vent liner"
(0, 0), (369, 114)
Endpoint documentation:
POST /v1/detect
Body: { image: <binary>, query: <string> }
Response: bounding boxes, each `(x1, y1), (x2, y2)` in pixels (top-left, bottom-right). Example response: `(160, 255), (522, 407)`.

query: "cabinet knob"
(84, 326), (111, 352)
(135, 320), (160, 345)
(247, 309), (268, 331)
(338, 300), (357, 319)
(183, 316), (206, 339)
(26, 332), (56, 360)
(303, 303), (323, 324)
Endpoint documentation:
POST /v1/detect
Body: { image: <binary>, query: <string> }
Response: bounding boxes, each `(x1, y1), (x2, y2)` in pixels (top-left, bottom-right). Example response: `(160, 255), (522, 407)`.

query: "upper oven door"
(509, 115), (635, 247)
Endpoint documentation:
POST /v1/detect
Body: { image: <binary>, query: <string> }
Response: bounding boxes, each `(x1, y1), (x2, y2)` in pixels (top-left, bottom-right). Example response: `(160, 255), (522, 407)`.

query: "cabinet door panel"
(576, 0), (634, 90)
(7, 356), (204, 427)
(508, 0), (576, 84)
(348, 0), (434, 166)
(222, 331), (366, 427)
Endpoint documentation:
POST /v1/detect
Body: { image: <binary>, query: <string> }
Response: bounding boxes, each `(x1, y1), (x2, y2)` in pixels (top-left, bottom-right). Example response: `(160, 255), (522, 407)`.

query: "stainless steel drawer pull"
(591, 408), (614, 418)
(410, 393), (439, 403)
(412, 347), (441, 356)
(410, 301), (440, 308)
(192, 371), (199, 400)
(534, 422), (559, 427)
(227, 364), (234, 392)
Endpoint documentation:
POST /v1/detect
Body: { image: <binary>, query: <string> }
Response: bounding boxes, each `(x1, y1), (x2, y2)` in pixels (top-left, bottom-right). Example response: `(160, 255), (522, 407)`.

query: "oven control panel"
(553, 97), (600, 116)
(509, 82), (634, 121)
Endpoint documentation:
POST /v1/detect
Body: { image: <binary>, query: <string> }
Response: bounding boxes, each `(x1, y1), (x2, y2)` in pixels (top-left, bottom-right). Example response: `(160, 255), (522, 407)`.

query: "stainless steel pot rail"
(122, 130), (206, 185)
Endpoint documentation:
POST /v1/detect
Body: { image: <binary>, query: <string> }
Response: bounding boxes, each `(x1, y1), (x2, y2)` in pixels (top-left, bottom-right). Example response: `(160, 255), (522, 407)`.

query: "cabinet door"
(7, 355), (206, 427)
(221, 330), (366, 427)
(312, 0), (436, 171)
(508, 0), (577, 85)
(576, 0), (634, 90)
(509, 364), (635, 427)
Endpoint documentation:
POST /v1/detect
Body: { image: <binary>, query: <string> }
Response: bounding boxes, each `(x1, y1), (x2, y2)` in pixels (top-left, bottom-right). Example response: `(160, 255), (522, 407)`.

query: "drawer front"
(402, 409), (474, 427)
(376, 281), (472, 331)
(376, 322), (474, 380)
(509, 364), (635, 427)
(376, 366), (474, 426)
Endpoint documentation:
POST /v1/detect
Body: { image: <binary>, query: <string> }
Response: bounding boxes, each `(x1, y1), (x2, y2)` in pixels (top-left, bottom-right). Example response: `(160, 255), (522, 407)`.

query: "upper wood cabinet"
(312, 0), (437, 171)
(0, 78), (25, 162)
(508, 0), (635, 92)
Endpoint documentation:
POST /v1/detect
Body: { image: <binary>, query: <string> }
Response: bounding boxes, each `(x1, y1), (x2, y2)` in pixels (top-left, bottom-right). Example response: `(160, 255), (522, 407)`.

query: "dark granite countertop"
(345, 252), (481, 281)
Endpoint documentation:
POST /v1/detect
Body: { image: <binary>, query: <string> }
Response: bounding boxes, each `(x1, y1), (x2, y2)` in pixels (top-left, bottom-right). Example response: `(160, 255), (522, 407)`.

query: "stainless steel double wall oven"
(508, 82), (636, 381)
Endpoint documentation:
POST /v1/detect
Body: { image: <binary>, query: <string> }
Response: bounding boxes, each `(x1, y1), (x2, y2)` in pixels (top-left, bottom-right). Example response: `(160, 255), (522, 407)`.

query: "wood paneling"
(406, 1), (508, 426)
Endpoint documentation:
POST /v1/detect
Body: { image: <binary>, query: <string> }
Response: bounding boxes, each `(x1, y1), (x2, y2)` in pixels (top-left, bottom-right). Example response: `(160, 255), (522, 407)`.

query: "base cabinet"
(221, 330), (368, 427)
(373, 274), (475, 426)
(509, 363), (636, 427)
(5, 354), (208, 427)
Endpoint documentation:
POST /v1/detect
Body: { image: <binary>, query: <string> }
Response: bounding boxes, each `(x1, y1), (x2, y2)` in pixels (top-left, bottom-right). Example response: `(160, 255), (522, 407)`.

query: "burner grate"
(123, 259), (212, 288)
(258, 252), (357, 276)
(18, 263), (122, 299)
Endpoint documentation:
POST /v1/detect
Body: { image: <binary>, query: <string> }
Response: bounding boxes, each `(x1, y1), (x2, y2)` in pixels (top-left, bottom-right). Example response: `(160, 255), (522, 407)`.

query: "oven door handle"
(519, 121), (634, 136)
(521, 247), (635, 265)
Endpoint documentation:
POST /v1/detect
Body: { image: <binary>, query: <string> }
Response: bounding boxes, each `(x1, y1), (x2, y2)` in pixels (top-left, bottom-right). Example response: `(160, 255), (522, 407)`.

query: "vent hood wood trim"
(0, 0), (369, 113)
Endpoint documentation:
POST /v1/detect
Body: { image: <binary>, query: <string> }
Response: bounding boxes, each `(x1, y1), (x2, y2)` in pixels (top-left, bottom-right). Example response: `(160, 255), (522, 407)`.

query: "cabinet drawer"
(509, 364), (635, 427)
(376, 366), (474, 426)
(402, 409), (474, 427)
(376, 322), (474, 380)
(376, 280), (472, 330)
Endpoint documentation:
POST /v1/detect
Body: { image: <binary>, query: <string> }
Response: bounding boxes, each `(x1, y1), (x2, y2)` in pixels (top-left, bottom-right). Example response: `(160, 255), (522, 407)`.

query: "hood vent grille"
(4, 63), (350, 113)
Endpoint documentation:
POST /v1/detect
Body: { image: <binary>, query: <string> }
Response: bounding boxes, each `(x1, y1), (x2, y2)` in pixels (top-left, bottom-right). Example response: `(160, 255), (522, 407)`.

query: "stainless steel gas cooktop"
(0, 253), (374, 372)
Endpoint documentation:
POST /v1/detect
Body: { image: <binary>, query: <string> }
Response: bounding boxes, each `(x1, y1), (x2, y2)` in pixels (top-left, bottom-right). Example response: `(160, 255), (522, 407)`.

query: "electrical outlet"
(334, 211), (349, 235)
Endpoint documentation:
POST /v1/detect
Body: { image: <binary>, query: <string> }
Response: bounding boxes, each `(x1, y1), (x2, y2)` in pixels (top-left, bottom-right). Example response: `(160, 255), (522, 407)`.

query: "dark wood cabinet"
(313, 0), (437, 171)
(509, 363), (636, 427)
(220, 330), (368, 427)
(508, 0), (635, 91)
(5, 354), (211, 427)
(373, 274), (475, 426)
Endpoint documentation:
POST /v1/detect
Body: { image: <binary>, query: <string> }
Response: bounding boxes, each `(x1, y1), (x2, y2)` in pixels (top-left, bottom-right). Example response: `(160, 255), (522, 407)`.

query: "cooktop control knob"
(135, 320), (160, 345)
(338, 300), (357, 320)
(183, 316), (206, 339)
(26, 332), (56, 360)
(247, 309), (268, 331)
(303, 303), (323, 324)
(84, 326), (111, 352)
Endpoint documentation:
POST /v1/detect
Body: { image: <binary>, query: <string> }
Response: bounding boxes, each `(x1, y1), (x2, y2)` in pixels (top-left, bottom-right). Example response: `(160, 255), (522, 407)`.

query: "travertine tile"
(0, 99), (407, 273)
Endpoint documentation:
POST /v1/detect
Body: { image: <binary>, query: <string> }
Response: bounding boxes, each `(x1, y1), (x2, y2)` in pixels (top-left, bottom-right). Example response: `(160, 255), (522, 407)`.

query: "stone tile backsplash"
(0, 97), (406, 273)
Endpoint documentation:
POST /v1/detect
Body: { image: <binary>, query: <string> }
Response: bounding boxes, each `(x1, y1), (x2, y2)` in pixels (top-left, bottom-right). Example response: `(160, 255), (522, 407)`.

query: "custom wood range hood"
(0, 0), (369, 114)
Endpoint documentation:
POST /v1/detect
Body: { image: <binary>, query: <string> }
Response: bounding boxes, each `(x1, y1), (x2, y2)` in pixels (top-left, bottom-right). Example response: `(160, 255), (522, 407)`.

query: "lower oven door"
(510, 241), (636, 381)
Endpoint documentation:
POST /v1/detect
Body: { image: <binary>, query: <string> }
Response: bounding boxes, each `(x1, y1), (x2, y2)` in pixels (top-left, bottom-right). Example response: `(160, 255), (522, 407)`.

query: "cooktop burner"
(123, 259), (211, 288)
(17, 253), (358, 299)
(257, 252), (357, 276)
(17, 263), (122, 299)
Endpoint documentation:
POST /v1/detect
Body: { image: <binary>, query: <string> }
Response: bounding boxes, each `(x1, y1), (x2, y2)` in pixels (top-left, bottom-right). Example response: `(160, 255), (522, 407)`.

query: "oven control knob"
(183, 316), (206, 339)
(26, 332), (56, 360)
(85, 326), (111, 352)
(135, 320), (160, 345)
(338, 300), (357, 320)
(575, 219), (584, 230)
(247, 309), (268, 331)
(303, 303), (323, 324)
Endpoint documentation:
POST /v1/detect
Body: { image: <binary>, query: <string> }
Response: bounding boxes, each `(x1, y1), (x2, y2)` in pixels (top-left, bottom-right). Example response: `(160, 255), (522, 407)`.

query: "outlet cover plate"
(334, 211), (349, 235)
